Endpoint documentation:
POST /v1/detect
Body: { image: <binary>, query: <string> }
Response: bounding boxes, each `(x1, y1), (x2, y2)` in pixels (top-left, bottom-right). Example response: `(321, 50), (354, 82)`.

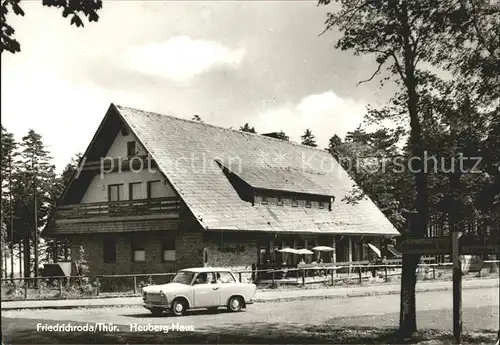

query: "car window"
(194, 272), (216, 285)
(218, 272), (236, 284)
(172, 271), (195, 285)
(206, 272), (216, 284)
(194, 273), (208, 285)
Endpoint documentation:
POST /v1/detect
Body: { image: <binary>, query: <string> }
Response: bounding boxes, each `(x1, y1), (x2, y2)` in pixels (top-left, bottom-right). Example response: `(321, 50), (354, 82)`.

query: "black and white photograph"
(1, 0), (499, 344)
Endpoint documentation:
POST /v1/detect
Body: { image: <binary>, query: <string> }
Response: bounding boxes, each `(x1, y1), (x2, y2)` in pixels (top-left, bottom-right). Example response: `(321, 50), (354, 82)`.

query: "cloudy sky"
(2, 1), (398, 172)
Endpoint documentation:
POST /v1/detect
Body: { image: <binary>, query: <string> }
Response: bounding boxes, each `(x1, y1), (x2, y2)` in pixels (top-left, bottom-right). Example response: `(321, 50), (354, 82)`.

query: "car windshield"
(172, 271), (195, 285)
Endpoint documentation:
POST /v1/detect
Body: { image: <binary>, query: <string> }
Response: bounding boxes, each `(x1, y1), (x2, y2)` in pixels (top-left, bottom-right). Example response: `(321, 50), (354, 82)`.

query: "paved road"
(3, 288), (498, 336)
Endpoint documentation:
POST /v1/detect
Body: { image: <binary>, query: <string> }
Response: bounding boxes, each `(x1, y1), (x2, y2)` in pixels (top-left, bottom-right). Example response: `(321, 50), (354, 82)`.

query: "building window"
(305, 199), (312, 208)
(162, 240), (175, 262)
(132, 241), (145, 262)
(261, 195), (268, 205)
(103, 237), (116, 263)
(277, 196), (284, 206)
(108, 184), (123, 201)
(127, 141), (136, 156)
(120, 125), (129, 136)
(129, 182), (142, 200)
(319, 201), (326, 209)
(147, 180), (162, 199)
(292, 195), (298, 207)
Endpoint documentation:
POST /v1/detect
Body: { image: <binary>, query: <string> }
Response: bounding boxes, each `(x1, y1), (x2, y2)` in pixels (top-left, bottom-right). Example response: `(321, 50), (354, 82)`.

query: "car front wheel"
(227, 296), (243, 312)
(171, 299), (187, 316)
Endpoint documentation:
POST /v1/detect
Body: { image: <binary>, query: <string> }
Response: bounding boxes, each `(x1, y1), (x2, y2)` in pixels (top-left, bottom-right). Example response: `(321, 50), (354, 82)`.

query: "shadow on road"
(2, 317), (497, 344)
(122, 308), (232, 318)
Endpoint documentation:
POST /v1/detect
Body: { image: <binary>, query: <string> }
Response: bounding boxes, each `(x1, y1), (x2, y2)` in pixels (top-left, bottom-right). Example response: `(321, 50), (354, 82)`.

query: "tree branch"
(357, 56), (386, 85)
(390, 51), (406, 84)
(319, 0), (370, 36)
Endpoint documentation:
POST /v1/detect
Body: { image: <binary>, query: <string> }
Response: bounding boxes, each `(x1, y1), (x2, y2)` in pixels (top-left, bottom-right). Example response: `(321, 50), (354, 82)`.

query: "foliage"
(301, 129), (318, 147)
(1, 127), (85, 277)
(1, 126), (18, 244)
(329, 127), (410, 231)
(13, 130), (56, 238)
(240, 123), (256, 133)
(191, 115), (203, 122)
(319, 0), (499, 337)
(1, 0), (102, 54)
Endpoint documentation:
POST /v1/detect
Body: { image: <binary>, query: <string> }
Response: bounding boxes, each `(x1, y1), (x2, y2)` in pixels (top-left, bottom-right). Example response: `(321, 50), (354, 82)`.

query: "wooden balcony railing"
(55, 197), (180, 220)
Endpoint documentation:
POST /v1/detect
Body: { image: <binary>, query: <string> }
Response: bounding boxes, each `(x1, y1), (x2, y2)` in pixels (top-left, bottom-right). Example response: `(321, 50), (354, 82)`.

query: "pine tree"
(15, 130), (56, 283)
(326, 134), (342, 156)
(240, 123), (256, 133)
(1, 126), (19, 279)
(300, 129), (317, 147)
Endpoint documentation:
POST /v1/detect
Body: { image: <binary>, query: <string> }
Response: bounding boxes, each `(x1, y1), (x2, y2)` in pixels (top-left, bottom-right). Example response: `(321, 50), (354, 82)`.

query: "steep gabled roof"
(112, 104), (399, 236)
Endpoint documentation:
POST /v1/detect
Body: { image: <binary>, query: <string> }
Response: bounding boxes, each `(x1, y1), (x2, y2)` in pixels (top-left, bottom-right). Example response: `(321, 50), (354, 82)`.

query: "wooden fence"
(1, 260), (497, 301)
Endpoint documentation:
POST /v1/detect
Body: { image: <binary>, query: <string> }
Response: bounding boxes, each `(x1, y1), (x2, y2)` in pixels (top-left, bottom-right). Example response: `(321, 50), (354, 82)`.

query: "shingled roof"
(106, 104), (399, 236)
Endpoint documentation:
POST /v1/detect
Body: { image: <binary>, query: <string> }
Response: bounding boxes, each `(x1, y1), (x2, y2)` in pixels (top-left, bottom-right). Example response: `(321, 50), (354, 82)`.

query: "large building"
(44, 103), (400, 277)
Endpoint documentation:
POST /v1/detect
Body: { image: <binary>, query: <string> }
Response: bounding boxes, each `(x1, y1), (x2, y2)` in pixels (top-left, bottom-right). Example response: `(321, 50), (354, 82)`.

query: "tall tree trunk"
(0, 239), (3, 279)
(10, 241), (14, 280)
(18, 241), (22, 278)
(23, 233), (30, 281)
(34, 179), (39, 289)
(9, 157), (14, 280)
(398, 1), (428, 337)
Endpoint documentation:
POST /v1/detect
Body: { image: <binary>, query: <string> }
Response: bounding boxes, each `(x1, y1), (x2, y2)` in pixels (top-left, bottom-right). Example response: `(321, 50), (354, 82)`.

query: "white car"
(142, 267), (257, 316)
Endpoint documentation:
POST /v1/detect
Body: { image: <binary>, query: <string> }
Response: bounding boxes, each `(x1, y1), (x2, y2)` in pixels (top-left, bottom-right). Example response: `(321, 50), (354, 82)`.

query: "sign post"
(452, 231), (462, 344)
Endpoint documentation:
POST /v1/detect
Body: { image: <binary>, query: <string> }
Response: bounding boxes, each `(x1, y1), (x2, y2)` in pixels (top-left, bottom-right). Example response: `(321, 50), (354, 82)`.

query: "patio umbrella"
(312, 246), (335, 252)
(277, 247), (299, 254)
(387, 244), (402, 258)
(296, 248), (314, 255)
(367, 243), (381, 258)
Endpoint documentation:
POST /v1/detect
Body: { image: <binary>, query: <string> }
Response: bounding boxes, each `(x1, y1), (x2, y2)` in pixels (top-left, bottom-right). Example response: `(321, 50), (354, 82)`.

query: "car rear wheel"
(150, 307), (164, 316)
(227, 296), (243, 312)
(171, 299), (187, 316)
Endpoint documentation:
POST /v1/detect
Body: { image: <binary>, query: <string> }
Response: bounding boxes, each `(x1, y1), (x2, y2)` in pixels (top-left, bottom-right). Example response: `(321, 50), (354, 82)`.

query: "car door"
(193, 272), (220, 308)
(217, 271), (240, 305)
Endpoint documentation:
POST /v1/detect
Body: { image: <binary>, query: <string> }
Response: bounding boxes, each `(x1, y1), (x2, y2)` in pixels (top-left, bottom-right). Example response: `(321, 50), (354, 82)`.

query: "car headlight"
(159, 290), (167, 304)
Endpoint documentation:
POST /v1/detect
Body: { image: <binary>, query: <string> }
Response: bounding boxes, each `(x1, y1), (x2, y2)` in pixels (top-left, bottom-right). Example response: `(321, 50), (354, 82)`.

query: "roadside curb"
(2, 282), (497, 311)
(254, 282), (499, 302)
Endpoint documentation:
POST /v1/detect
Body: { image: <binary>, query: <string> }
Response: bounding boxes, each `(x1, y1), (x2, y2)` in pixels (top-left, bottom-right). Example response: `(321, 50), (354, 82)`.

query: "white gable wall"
(106, 129), (147, 157)
(81, 129), (176, 203)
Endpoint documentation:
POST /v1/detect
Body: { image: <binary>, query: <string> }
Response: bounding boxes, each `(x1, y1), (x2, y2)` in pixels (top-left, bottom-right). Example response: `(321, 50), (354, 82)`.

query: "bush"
(2, 281), (19, 296)
(269, 281), (280, 289)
